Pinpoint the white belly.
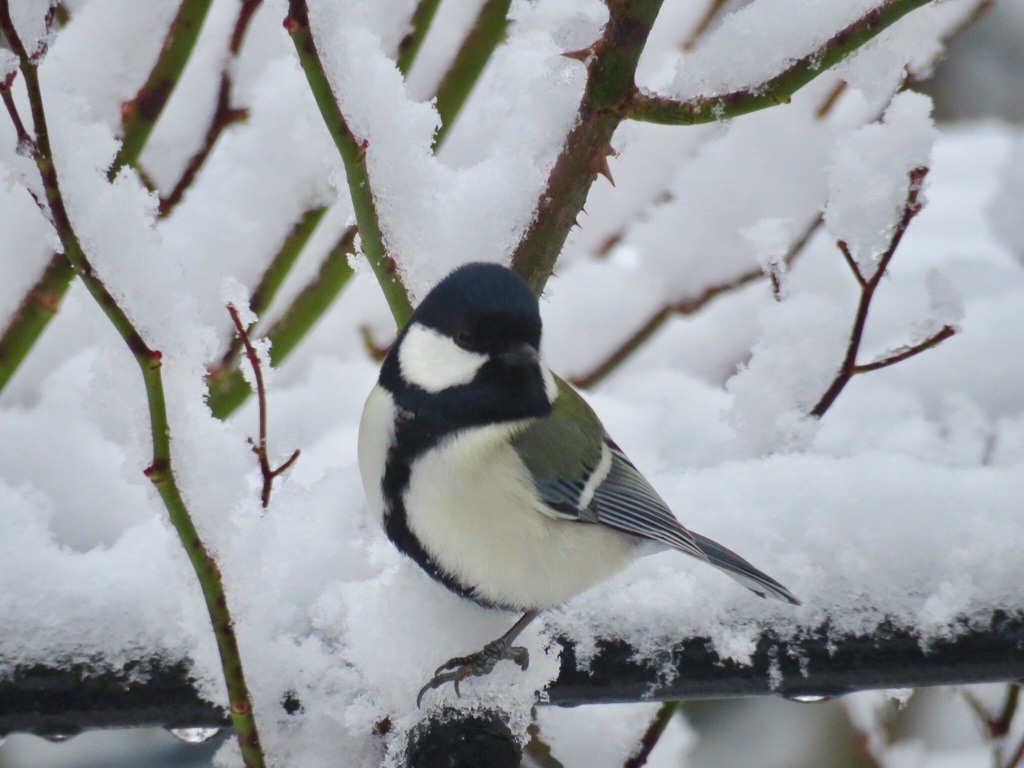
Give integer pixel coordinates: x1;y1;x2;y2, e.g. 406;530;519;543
403;421;639;610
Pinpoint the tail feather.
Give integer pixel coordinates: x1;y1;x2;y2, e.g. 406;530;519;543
691;532;801;606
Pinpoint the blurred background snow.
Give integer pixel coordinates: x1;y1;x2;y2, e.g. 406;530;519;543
1;0;1024;766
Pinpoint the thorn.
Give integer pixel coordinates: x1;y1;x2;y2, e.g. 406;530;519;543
593;152;615;187
561;45;594;63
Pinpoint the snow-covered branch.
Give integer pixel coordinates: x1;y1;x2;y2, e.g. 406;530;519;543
285;0;414;326
626;0;933;125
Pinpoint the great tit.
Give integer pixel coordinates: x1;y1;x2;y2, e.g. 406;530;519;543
357;262;799;704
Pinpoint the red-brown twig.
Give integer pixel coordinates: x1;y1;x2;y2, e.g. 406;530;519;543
811;167;955;418
359;325;392;362
571;215;822;389
1;79;35;154
1006;733;1024;768
227;303;300;508
624;701;680;768
964;684;1023;767
159;0;261;216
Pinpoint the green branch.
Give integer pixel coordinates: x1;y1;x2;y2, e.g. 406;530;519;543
627;0;933;125
0;253;74;394
0;6;266;766
285;0;414;328
1;0;220;395
432;0;511;148
109;0;215;178
396;0;442;76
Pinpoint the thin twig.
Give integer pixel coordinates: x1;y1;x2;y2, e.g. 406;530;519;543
571;215;822;389
522;715;567;768
431;0;511;149
837;239;867;285
109;0;216;179
996;685;1022;739
682;0;730;51
1005;733;1024;768
158;72;248;216
158;0;262;216
853;326;955;373
624;701;680;768
1;83;35;154
207;224;357;419
285;0;414;327
214;206;327;375
964;683;1021;767
226;304;300;508
810;168;952;419
0;5;266;765
359;324;392;361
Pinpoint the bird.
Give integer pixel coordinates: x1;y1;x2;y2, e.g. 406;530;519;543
357;262;799;705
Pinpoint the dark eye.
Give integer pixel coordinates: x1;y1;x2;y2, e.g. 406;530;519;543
454;329;474;348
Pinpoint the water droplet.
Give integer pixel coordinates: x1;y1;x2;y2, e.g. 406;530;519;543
168;727;222;744
42;733;76;743
785;693;831;703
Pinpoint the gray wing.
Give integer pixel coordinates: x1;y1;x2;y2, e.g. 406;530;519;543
534;438;800;606
533;437;707;561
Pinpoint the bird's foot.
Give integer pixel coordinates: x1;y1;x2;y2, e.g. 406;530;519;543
416;638;530;707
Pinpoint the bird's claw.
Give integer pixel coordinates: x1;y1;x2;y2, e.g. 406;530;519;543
416;641;530;707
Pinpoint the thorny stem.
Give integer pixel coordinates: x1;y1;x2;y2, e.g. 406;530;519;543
571;216;822;389
108;0;215;179
510;0;937;297
628;0;934;125
432;0;511;149
511;0;662;295
226;304;300;508
811;167;955;418
285;0;414;328
396;0;441;76
624;701;680;768
207;224;356;419
0;6;266;766
159;0;262;217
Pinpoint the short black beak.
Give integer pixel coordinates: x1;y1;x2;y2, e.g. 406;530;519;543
499;342;539;367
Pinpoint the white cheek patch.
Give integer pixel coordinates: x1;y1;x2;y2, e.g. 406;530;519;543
399;323;488;392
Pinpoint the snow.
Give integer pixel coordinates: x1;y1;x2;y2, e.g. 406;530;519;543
824;91;937;278
535;702;696;768
0;0;1019;766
